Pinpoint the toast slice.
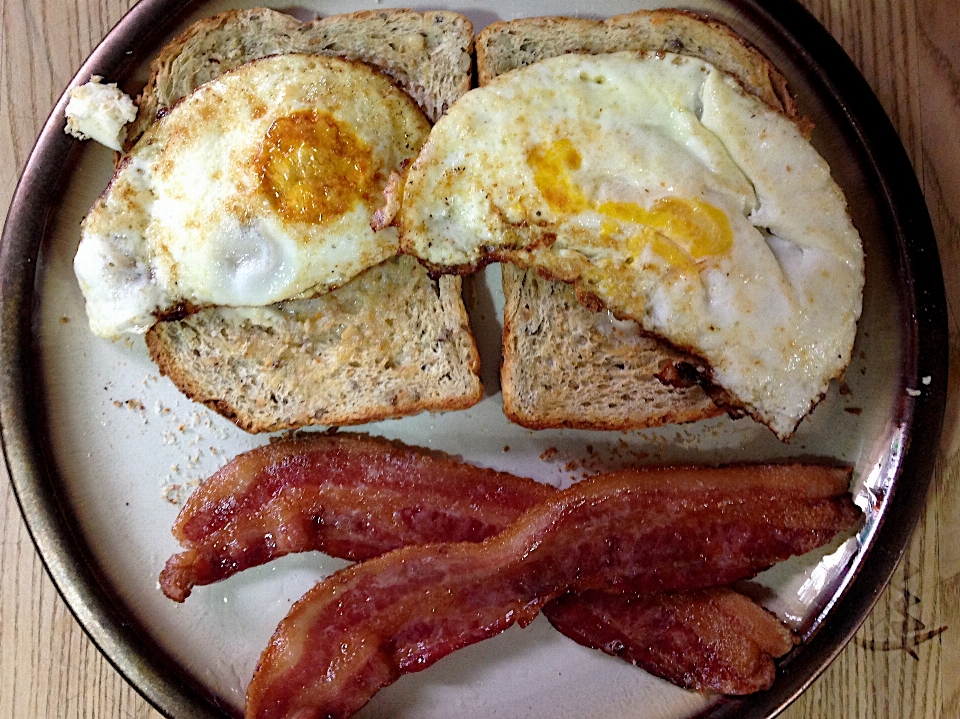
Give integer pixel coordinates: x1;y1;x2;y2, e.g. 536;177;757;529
128;7;473;144
147;256;481;434
480;10;799;431
501;265;721;431
141;8;481;433
476;10;797;115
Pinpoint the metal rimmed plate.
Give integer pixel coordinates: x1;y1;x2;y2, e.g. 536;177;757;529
0;1;947;718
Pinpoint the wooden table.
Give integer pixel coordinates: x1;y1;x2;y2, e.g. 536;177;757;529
1;1;957;717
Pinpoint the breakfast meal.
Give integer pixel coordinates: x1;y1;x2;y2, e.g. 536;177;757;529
160;432;861;698
61;4;870;717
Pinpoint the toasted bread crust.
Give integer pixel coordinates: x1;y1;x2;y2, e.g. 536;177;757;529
128;7;473;148
476;9;797;118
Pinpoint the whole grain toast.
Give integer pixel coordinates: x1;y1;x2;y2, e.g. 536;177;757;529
480;10;801;431
147;256;481;434
501;265;722;430
128;7;472;145
142;8;481;433
476;10;797;116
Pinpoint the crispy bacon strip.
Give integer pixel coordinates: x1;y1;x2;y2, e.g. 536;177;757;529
245;465;858;719
543;588;795;695
161;433;552;602
163;433;807;695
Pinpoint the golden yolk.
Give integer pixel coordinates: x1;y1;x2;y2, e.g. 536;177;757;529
257;110;374;224
598;197;732;258
527;138;590;213
599;218;620;239
528;139;733;273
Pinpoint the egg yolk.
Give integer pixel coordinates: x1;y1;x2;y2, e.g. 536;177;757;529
257;110;374;225
527;139;733;273
527;138;590;213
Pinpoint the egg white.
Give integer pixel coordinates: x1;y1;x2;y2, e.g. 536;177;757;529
75;53;431;337
399;52;864;439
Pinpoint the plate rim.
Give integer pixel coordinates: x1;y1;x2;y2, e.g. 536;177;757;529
0;1;947;718
697;5;949;717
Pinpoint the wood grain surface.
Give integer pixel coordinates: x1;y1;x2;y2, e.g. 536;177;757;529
1;1;957;717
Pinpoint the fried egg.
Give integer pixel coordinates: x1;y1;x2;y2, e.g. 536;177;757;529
399;52;864;439
75;54;431;337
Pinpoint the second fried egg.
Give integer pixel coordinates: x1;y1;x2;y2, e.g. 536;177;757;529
399;52;864;439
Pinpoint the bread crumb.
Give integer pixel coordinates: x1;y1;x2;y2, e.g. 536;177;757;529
64;76;136;151
162;484;181;504
922;376;932;385
540;447;558;461
161;476;203;506
906;388;921;397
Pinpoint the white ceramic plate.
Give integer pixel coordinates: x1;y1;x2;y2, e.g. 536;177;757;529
1;1;947;718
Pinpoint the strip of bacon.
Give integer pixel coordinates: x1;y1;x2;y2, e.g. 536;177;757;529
543;588;795;695
161;433;552;602
245;465;858;719
162;433;807;695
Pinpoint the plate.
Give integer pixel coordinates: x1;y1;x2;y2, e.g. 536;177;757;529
0;1;947;717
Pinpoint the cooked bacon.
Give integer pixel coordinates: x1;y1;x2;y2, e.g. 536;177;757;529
245;465;858;719
163;433;815;695
543;588;796;694
161;433;552;602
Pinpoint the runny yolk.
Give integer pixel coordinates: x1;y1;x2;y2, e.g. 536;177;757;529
527;139;734;273
257;110;374;224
